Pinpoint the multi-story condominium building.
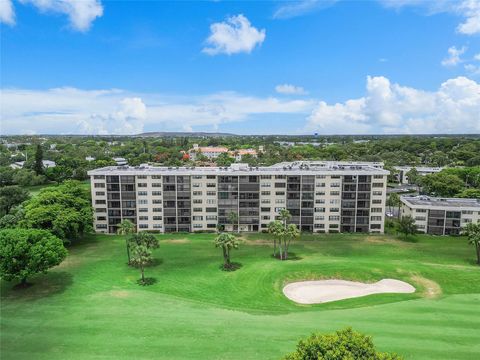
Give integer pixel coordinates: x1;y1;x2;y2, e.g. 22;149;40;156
187;144;260;161
88;161;389;234
400;195;480;235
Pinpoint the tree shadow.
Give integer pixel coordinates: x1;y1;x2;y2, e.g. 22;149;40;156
137;277;157;286
271;252;303;261
219;262;242;272
1;271;73;301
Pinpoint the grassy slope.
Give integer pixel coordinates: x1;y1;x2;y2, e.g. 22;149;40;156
1;233;479;359
25;181;90;197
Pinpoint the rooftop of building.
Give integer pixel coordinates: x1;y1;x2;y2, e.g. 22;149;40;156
88;161;389;176
394;166;444;172
401;195;480;209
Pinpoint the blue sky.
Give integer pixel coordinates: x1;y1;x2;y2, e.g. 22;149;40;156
1;0;479;135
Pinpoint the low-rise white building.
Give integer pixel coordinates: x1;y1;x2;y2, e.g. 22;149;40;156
10;160;56;169
401;195;480;235
395;166;443;184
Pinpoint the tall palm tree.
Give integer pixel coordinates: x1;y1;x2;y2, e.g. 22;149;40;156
228;211;239;233
462;223;480;265
279;208;291;227
214;232;239;269
284;223;300;260
117;219;136;263
268;220;283;258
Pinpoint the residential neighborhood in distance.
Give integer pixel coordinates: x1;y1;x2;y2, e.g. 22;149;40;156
1;1;479;360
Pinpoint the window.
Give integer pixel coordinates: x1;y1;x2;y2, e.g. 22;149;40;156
153;216;162;220
314;224;325;228
97;216;106;221
192;175;202;179
315;207;326;213
371;216;382;221
275;199;285;204
95;208;106;213
139;216;148;221
207;191;216;196
137;175;147;179
138;191;147;196
372;191;382;196
152;183;162;187
275;175;286;179
275;183;286;188
371;224;381;229
153;199;162;204
193;191;202;196
261;183;271;188
373;175;384;179
330;207;339;212
95;191;105;196
193;224;203;229
153;224;162;229
316;183;326;188
96;224;107;229
138;199;148;205
261;207;271;212
372;199;382;204
137;183;147;188
95;200;106;205
139;208;148;213
152;191;162;196
416;209;427;213
315;215;325;220
372;182;383;188
192;216;203;221
462;210;473;215
152;175;161;179
261;191;271;196
94;175;105;179
206;215;217;221
330;191;340;196
316;175;326;179
206;207;217;212
371;208;382;213
94;183;105;188
207;199;216;204
275;191;285;196
331;182;340;188
260;175;272;179
139;224;148;229
193;199;203;204
329;215;340;221
153;208;162;212
415;216;426;221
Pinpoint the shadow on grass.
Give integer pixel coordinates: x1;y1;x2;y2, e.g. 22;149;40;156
137;277;157;286
271;252;303;261
219;262;242;272
1;271;73;301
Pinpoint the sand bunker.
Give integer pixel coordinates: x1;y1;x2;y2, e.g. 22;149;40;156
283;279;415;304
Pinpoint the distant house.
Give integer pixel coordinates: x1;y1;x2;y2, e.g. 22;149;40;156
10;160;56;169
188;144;229;161
113;157;128;166
85;156;96;162
188;144;261;161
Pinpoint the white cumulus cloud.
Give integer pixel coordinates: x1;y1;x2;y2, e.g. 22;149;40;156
0;0;15;25
275;84;308;95
441;46;467;66
203;14;266;55
273;0;338;19
1;0;103;31
306;76;480;134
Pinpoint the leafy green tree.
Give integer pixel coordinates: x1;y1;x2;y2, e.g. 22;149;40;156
214;232;239;270
0;228;67;287
45;166;73;184
0;185;30;215
284;327;402;360
22;180;92;243
462;223;480;265
34;144;44;175
117;219;136;263
398;215;417;240
456;188;480;199
405;167;419;185
215;153;234;166
387;193;401;219
129;243;152;285
420;172;464;197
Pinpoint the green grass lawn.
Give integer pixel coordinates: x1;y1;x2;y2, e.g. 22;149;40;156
25;180;90;197
1;232;480;359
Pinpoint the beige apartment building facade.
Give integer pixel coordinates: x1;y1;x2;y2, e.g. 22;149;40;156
401;195;480;235
88;161;389;234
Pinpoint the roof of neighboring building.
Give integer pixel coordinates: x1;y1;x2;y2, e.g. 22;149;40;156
401;195;480;209
88;161;389;176
190;147;228;153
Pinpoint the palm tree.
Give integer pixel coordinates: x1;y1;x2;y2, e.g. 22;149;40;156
117;219;136;263
228;211;239;233
462;223;480;265
268;220;284;258
284;223;300;260
214;232;239;269
279;208;291;227
130;244;152;285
